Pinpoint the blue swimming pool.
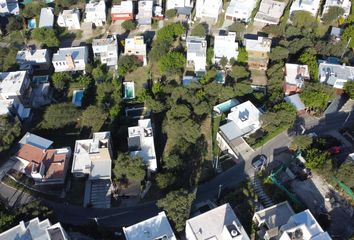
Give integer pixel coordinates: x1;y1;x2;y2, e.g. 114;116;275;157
72;90;84;107
28;19;36;29
215;71;225;84
214;99;239;114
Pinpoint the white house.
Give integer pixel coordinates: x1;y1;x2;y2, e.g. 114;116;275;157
195;0;223;24
0;218;69;240
52;46;88;73
185;203;250;240
137;0;153;26
123;212;177;240
318;59;354;89
322;0;351;19
84;0;106;27
0;0;19;16
284;63;310;95
72;132;112;208
225;0;257;22
279;210;331;240
254;0;287;25
57;9;81;30
16;48;51;72
12;133;71;186
39;7;54;28
186;36;207;73
166;0;192;10
213;32;238;65
128;119;157;172
92;35;119;68
217;101;261;159
111;0;134;21
0;71;31;119
290;0;321;17
124;36;147;66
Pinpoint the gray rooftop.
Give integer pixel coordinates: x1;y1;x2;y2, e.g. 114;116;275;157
39;7;54;28
52;46;87;62
187;37;207;57
284;94;306;111
19;132;53;149
318;60;354;86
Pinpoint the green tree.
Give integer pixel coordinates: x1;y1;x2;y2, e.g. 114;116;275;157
344;81;354;99
156;23;185;44
230;64;250;81
206;47;214;66
0;115;21;152
322;6;345;24
304;148;330;169
157;189;195;232
290;10;317;28
31;28;60;48
41;103;81;129
156;172;176;189
149;40;170;62
76;75;92;88
261;103;296;133
342;25;354;49
81;105;108;132
291;135;313;151
21;2;43;18
121;20;136;31
191;23;206;37
165;9;177;19
55;0;78;8
269;46;289;61
113;154;145;182
164;154;183;170
6;16;23;32
92;65;105;82
228;22;245;37
51;72;71;90
158;52;186;75
96;79;122;118
237;47;248;63
118;55;143;76
219;56;228;69
0;48;17;71
299;52;318;81
300;83;335;113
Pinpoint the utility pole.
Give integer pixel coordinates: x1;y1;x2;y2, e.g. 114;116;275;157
217;184;222;199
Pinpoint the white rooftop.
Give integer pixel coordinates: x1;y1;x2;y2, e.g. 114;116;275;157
0;71;27;95
285;63;310;85
244;36;271;53
39;7;54;28
226;0;257;18
111;0;133;14
213;32;238;61
128;119;157;172
123;212;177;240
186;203;250;240
254;0;287;24
16;49;48;63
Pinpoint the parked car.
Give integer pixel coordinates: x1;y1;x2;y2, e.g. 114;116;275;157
328;146;342;155
251;154;267;170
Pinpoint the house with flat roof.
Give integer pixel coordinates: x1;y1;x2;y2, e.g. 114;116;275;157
137;0;153;26
167;0;192;11
123;212;177;240
128;119;157;172
52;46;88;73
0;0;19;15
84;0;106;27
225;0;257;22
279;209;331;240
0;217;69;240
72;132;112;208
322;0;351;19
290;0;321;17
186;203;250;240
124;36;147;66
254;0;287;25
92;35;119;68
217;101;261;159
253;202;295;240
0;71;31;119
195;0;223;24
284;63;310;95
57;9;81;30
244;35;271;70
187;36;207;73
16;48;51;72
12;132;71;186
39;7;54;28
111;0;133;21
318;59;354;89
213;32;238;66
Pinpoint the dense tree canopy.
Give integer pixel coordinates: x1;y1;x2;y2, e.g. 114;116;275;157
0;48;17;71
118;55;143;76
304;148;330;169
344;81;354;99
300;83;335;113
158;52;186;75
322;6;345;24
6;16;23;32
291;135;313;151
299;52;318;81
96;79;122;119
191;23;206;37
0;115;21;152
290;10;317;28
269;46;289;61
121;20;136;31
41;103;81;129
157;189;195;232
230;64;250;81
51;72;72;90
342;25;354;49
31;28;60;48
81;105;108;132
21;2;43;18
165;9;177;19
113;154;146;183
156;23;185;44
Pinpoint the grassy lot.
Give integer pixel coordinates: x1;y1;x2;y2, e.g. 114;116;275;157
249;125;288;149
201;115;213;161
65;177;86;206
124;66;150;97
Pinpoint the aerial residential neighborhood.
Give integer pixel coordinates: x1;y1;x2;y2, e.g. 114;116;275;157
0;0;354;239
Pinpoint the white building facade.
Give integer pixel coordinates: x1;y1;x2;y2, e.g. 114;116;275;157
92;36;119;68
124;36;147;66
195;0;223;23
57;9;81;30
290;0;321;17
213;32;239;65
225;0;257;22
186;36;207;73
84;0;106;27
16;48;51;72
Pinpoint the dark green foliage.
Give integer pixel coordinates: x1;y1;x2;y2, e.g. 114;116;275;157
121;20;136;31
149;40;170;62
300;83;335;113
290;10;317;28
31;28;60;48
291;135;313;151
81;105;108;132
342;25;354;49
157;189;195;232
156;23;185;44
261;102;297;133
228;22;245;38
322;6;345;24
344;81;354;99
118;55;143;76
51;72;72;90
158;52;186;75
0;48;17;71
55;0;79;8
191;23;206;37
230;64;250;81
165;9;177;19
269;46;289;61
113;154;146;182
41;103;81;129
96;79;122;118
304;148;330;169
6;16;23;32
299;52;318;81
21;1;43;18
0;115;21;152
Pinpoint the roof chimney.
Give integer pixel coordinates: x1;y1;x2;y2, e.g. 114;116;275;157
65;54;75;69
19;221;26;232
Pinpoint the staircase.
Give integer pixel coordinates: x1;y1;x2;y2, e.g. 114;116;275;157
250;174;273;208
